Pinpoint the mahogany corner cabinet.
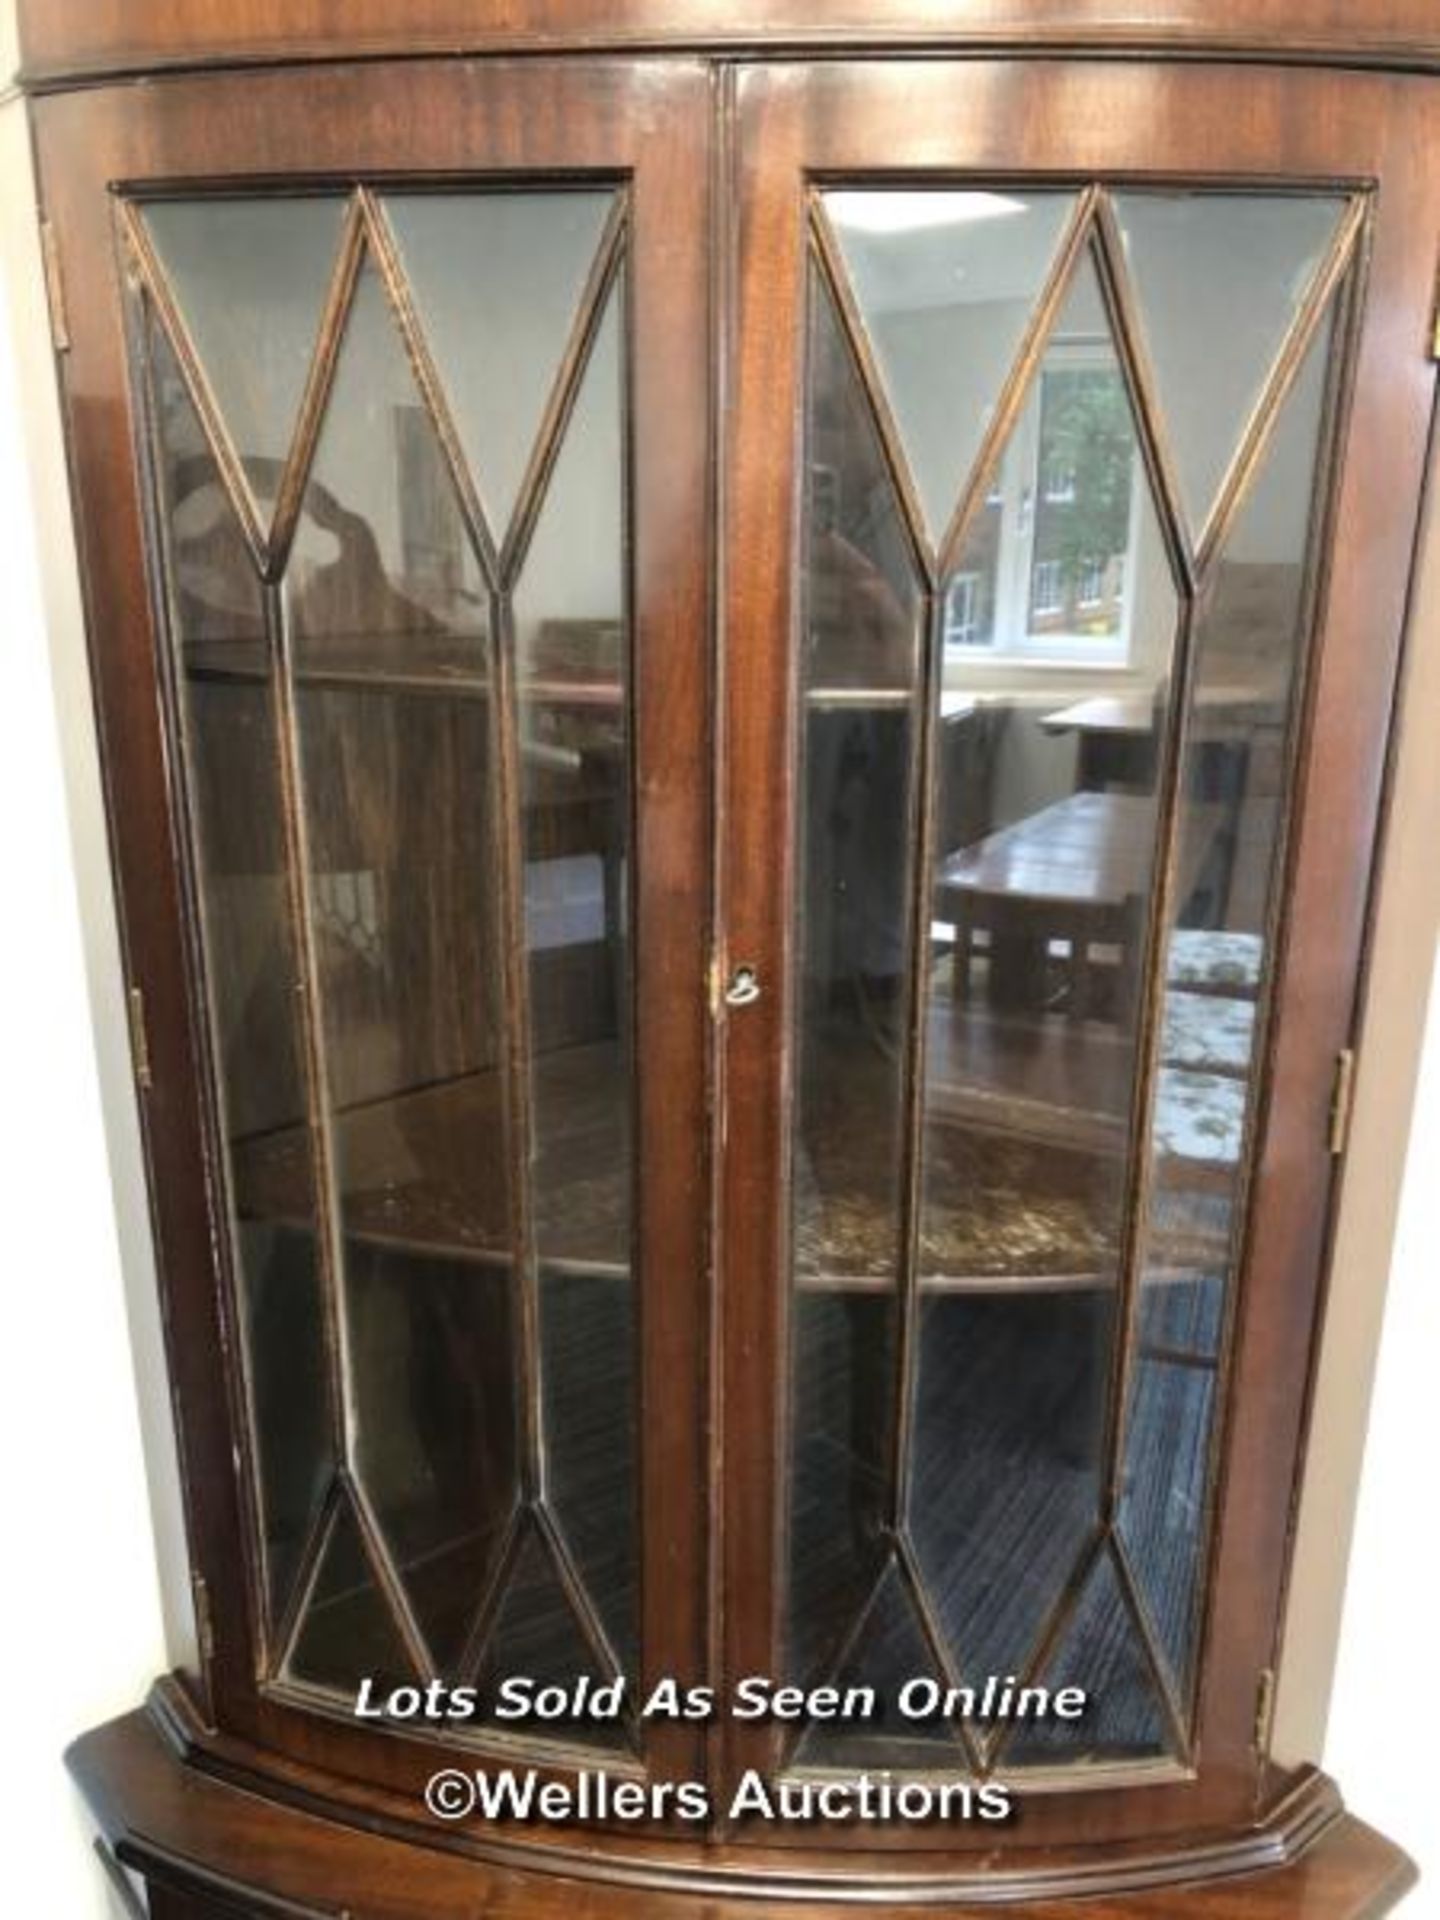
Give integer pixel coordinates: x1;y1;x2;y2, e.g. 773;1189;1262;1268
25;3;1438;1915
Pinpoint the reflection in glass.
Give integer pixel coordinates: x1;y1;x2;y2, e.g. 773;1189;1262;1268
540;1269;639;1680
785;272;924;1692
383;191;615;542
344;1246;517;1671
512;283;638;1676
1003;1548;1168;1767
1119;308;1339;1700
794;1562;961;1771
909;1292;1110;1688
474;1526;628;1753
1113;192;1343;537
825;190;1076;546
142;197;346;493
940;255;1156;673
912;252;1178;1700
143;191;639;1712
148;316;334;1636
288;1498;414;1694
787;184;1349;1775
277;255;519;1666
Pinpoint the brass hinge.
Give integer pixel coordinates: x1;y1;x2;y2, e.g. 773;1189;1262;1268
1328;1045;1357;1157
39;219;70;354
191;1571;216;1665
127;984;153;1091
1253;1666;1277;1756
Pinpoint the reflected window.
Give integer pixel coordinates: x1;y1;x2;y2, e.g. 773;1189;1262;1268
943;572;982;648
947;350;1139;668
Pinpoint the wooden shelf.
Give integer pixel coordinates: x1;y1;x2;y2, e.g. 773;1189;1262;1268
234;1020;1231;1292
183;637;624;706
232;1042;629;1273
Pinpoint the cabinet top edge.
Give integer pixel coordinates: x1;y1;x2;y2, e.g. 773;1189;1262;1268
14;5;1440;94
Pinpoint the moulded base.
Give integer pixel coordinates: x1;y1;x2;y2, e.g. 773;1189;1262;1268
66;1693;1417;1920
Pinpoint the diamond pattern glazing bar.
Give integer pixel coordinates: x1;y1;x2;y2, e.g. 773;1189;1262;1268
1111;192;1346;548
787;181;1353;1775
824;190;1077;555
134;186;639;1731
140;196;350;547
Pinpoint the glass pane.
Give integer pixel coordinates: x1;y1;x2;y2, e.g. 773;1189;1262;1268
1119;305;1340;1700
288;260;491;678
1026;356;1136;655
474;1527;629;1753
917;256;1179;1618
512;281;638;1678
940;255;1161;673
281;251;516;1671
909;1291;1109;1685
786;225;1189;1770
147;315;334;1639
824;189;1076;546
786;184;1350;1776
793;1562;962;1772
238;1226;333;1634
288;1498;414;1693
143;192;640;1722
344;1246;518;1671
540;1267;639;1681
142;197;346;499
383;190;614;541
1003;1549;1168;1768
785;269;925;1693
1113;192;1344;537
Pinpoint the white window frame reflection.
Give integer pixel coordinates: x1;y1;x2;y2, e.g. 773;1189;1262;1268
943;571;983;648
945;340;1141;672
1030;557;1065;618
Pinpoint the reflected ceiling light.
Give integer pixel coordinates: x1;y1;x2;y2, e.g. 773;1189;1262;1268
827;191;1028;234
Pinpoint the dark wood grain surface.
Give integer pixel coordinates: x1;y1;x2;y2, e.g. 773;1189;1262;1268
71;1708;1417;1919
32;51;714;1800
16;0;1440;87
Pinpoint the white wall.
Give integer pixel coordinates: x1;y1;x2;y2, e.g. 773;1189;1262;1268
1;50;1436;1914
1328;949;1440;1904
0;60;172;1920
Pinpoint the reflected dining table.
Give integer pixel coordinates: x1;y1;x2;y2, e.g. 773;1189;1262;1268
935;790;1222;1018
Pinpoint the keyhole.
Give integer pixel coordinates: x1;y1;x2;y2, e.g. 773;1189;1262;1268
724;965;761;1008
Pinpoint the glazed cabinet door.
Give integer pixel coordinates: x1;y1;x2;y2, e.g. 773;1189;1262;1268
34;60;710;1793
718;59;1440;1851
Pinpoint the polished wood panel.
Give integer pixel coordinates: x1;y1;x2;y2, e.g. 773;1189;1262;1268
16;0;1440;87
70;1708;1418;1918
720;54;1440;1853
32;52;713;1800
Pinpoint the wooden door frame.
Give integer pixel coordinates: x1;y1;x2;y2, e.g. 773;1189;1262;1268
31;52;714;1809
717;54;1440;1856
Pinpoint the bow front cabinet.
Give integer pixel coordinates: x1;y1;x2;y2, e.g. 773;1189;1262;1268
22;4;1437;1914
